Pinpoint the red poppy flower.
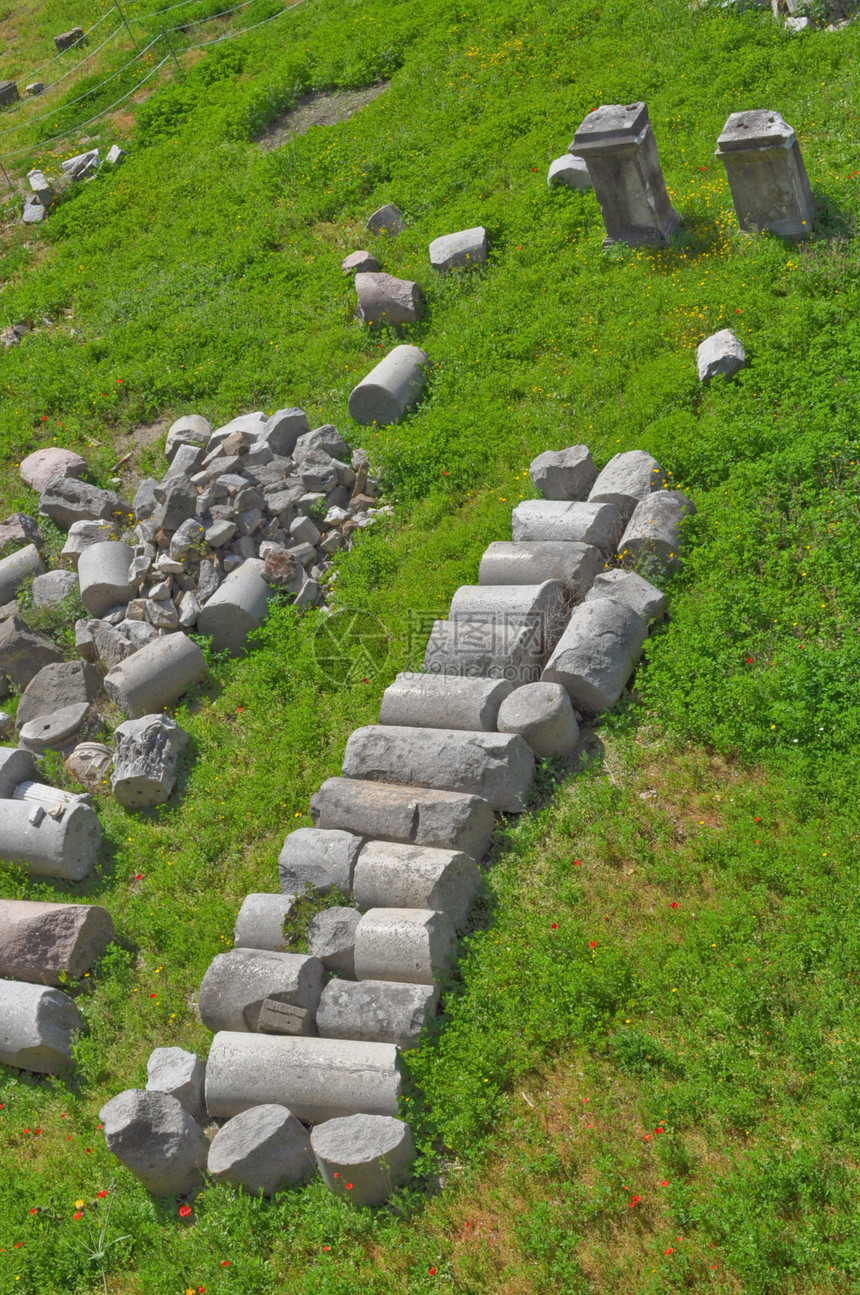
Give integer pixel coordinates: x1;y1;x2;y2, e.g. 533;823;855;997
551;923;558;930
345;1182;353;1190
429;1268;437;1276
149;993;157;999
97;1190;108;1198
573;859;581;866
746;656;753;664
323;1245;330;1251
589;941;597;948
179;1205;192;1217
221;1261;230;1266
670;901;678;909
73;1211;83;1220
665;1247;674;1255
629;1195;641;1207
29;1208;37;1215
661;1180;668;1187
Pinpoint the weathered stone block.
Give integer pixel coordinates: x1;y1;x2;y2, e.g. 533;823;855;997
716;109;814;238
99;1090;207;1197
511;499;624;552
379;672;512;732
277;827;363;895
208;1104;315;1195
197;948;324;1033
542;597;648;713
310;778;495;859
0;899;114;985
348;345;428;426
497;681;579;759
311;1113;415;1206
316;979;437;1051
354;908;458;986
529;446;597;500
0;979;83;1072
353;840;481;928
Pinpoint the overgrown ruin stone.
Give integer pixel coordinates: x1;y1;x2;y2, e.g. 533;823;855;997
103;633;208;717
366;203;405;235
204;1032;402;1122
478;540;602;599
0;616;64;689
305;906;362;976
208;1104;315;1195
310;1114;415;1206
0;979;83;1073
583;568;667;622
0;899;114;985
353;908;458;986
316;979;437;1050
233;893;300;951
716;109;814;238
197;949;325;1033
99;1090;208;1197
569;102;680;247
277;827;364;895
378;672;512;732
145;1047;206;1124
355;271;423;326
353;841;481;928
0;796;101;880
16;661;101;730
511;500;623;552
111;713;189;809
310;778;495;858
588;450;665;524
429;226;488;272
697;328;747;382
0;543;44;605
542;596;648;713
496;681;579;759
528;446;597;500
348;345;428;426
618;490;696;577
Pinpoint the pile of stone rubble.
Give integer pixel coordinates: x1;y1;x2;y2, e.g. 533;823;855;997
23;146;126;225
0;406;391;829
87;444;694;1205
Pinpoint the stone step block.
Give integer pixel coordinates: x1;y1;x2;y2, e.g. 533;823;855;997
588;449;665;523
278;827;363;895
353;840;481;928
0;979;84;1072
204;1032;402;1122
618;491;695;577
353;908;457;986
542;596;648;713
0;899;114;985
342;724;534;813
208;1104;315;1196
478;541;603;600
234;893;301;950
512;500;624;552
311;1113;415;1205
310;777;495;859
528;446;597;500
583;568;667;622
497;681;579;759
316;978;438;1050
379;672;512;732
99;1090;208;1197
197;948;325;1034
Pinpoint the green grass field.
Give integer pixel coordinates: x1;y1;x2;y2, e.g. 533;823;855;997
2;0;860;1289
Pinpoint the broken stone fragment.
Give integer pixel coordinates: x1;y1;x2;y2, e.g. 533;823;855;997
111;713;189;810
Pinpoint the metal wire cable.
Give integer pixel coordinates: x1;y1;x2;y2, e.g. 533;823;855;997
0;35;162;139
0;55;170;161
0;0;303;162
8;5;119;83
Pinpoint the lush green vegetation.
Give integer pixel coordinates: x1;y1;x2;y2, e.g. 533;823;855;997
1;0;860;1289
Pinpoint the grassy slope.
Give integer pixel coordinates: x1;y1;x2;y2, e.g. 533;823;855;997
1;0;860;1290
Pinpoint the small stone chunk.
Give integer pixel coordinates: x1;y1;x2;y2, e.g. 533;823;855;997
106;144;127;164
529;446;597;500
26;82;44;96
429;226;488;272
19;447;87;494
311;1113;415;1206
0;979;84;1073
165;415;212;460
31;569;77;607
61;519;116;566
146;1047;206;1124
306;907;362;976
0;513;43;551
355;271;423;326
40;477;130;528
496;682;579;759
366;203;406;235
62;148;99;180
77;540;135;617
697;329;747;382
547;154;592;189
342;250;380;274
53;26;84;52
196;557;275;656
0;80;19;107
208;1104;315;1195
65;741;113;792
99;1090;208;1197
257;1000;312;1035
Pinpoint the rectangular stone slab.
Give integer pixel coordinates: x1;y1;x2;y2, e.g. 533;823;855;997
478;541;603;599
511;500;623;553
378;672;512;732
310;777;495;859
204;1032;402;1121
0;899;114;985
342;725;535;813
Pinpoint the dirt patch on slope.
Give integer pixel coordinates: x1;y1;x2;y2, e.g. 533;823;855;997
257;81;389;151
